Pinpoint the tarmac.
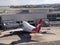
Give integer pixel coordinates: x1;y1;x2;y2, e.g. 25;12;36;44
0;27;60;45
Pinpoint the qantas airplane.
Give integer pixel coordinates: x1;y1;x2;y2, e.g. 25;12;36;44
0;18;47;36
23;18;42;33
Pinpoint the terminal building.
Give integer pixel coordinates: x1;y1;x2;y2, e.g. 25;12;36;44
0;7;60;26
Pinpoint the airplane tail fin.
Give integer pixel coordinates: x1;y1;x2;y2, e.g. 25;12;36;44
32;18;42;32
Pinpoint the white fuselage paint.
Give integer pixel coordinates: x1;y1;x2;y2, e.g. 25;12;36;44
23;21;35;32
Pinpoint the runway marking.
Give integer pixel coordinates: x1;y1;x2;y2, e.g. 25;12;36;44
19;42;39;45
30;33;43;36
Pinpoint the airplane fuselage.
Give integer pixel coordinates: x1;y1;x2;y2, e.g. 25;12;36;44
23;21;35;32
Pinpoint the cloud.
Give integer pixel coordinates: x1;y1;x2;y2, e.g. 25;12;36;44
0;0;60;6
29;0;60;4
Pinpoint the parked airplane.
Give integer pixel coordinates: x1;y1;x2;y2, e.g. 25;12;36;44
23;18;42;33
0;18;47;36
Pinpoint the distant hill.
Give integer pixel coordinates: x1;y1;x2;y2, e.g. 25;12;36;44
0;4;60;8
0;6;9;9
10;4;60;8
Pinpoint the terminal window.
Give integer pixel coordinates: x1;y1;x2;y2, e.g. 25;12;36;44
47;14;60;21
20;10;29;13
57;14;60;17
49;8;60;12
47;14;56;21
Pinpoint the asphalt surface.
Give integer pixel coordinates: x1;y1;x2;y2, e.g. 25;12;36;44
0;27;60;45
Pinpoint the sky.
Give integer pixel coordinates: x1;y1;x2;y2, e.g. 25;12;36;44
0;0;60;6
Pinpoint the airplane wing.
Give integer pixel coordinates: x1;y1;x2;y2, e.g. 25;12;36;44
2;28;23;33
0;28;24;37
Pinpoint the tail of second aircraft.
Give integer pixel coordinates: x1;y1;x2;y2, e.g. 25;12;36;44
32;18;42;32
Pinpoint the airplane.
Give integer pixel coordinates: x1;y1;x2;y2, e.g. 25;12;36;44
0;18;47;37
22;18;42;33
